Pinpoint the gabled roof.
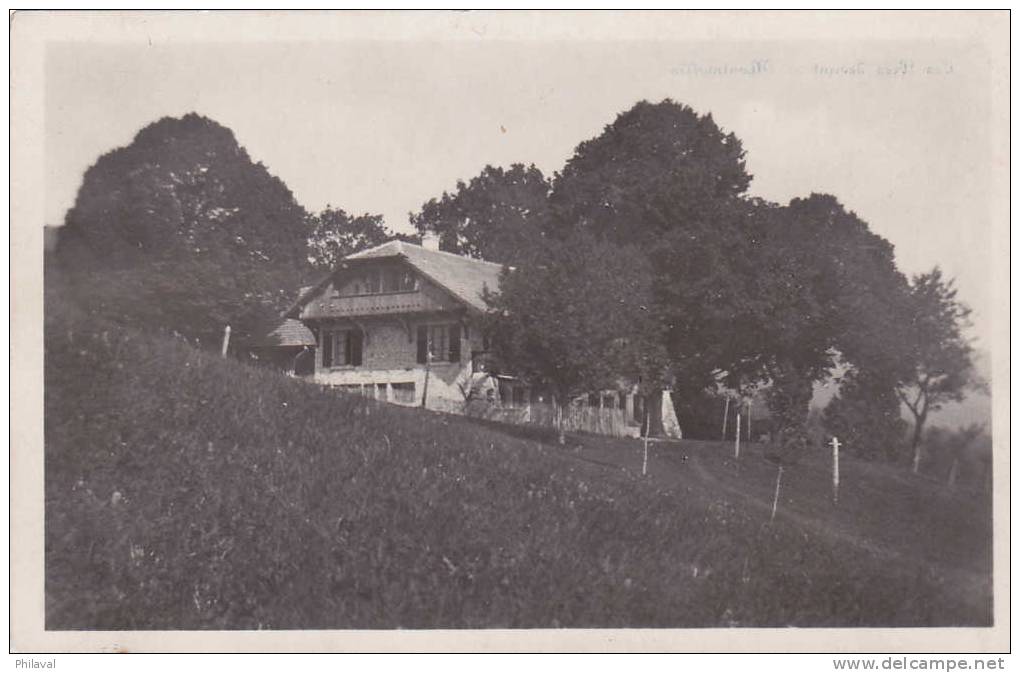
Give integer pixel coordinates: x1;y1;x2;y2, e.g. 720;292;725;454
254;318;316;347
286;240;506;317
349;240;505;311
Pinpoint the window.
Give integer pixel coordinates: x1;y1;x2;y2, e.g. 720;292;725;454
416;324;461;363
512;386;527;407
321;328;363;367
383;268;416;293
391;382;415;405
342;267;417;296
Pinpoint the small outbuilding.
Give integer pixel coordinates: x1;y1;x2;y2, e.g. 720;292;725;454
251;318;317;376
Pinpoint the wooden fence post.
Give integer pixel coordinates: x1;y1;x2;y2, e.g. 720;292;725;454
734;413;741;459
747;400;752;441
770;465;784;522
831;436;841;505
421;349;431;409
642;410;650;477
721;397;730;440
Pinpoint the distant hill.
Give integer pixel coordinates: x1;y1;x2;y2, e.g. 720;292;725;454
924;348;992;431
807;349;992;433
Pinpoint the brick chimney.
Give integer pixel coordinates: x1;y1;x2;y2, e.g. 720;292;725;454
422;232;441;251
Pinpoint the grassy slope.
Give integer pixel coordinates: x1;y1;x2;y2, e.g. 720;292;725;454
45;300;993;629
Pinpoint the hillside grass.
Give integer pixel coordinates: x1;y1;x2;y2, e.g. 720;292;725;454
45;298;993;629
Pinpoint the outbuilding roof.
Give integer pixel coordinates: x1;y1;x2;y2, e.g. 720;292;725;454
254;318;317;347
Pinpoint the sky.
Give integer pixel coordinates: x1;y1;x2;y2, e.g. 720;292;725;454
43;18;1002;346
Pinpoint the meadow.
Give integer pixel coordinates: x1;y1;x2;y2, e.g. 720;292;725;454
45;297;993;629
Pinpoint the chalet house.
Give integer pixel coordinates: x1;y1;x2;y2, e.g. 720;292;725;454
266;239;672;438
280;240;504;412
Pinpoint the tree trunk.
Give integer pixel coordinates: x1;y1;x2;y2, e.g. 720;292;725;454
910;413;926;474
421;354;431;409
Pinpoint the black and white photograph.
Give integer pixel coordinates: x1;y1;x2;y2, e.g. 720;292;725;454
10;9;1010;654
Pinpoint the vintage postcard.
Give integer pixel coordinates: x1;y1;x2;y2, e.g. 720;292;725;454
10;9;1010;654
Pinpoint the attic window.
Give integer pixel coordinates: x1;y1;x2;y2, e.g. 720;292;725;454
384;268;416;292
342;268;418;296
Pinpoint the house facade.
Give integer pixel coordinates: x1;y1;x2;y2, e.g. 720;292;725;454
283;240;504;412
271;239;667;437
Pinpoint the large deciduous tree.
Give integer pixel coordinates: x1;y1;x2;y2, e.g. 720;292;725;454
483;232;664;443
548;99;757;408
410;164;551;264
899;268;978;473
55;113;313;347
747;194;911;460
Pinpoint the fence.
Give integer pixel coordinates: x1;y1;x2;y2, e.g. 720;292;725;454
465;400;640;438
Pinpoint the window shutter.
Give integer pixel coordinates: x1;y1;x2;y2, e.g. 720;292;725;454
449;324;461;362
343;330;353;365
322;329;333;368
417;325;428;364
351;330;363;367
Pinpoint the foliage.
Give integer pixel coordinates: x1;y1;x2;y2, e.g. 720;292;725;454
54;113;314;347
45;292;991;628
919;424;992;488
548;100;757;404
534;100;917;458
306;207;392;270
410;164;551;264
761;364;815;464
550;99;751;246
747;195;912;458
483;232;665;438
823;369;908;461
898;268;978;472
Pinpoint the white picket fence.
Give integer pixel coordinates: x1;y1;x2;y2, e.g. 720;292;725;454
465;400;640;438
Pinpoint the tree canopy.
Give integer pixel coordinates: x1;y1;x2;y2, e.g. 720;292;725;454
549;99;751;246
483;232;664;440
548;100;757;405
55;113;314;347
898;268;978;472
739;194;913;458
307;207;391;270
410;163;551;264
